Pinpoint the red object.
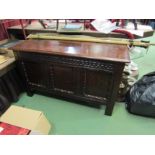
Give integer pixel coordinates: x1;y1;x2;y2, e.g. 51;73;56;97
84;19;96;30
113;29;135;39
109;19;135;39
0;19;29;41
90;19;135;39
0;122;30;135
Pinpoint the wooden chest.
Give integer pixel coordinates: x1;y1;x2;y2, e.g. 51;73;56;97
10;40;130;115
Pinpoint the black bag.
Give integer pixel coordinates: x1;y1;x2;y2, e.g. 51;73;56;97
125;71;155;117
0;95;10;115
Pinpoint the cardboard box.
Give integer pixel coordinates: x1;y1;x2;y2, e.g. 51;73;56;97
0;105;51;135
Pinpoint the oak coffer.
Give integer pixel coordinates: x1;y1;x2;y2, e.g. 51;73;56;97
10;39;130;116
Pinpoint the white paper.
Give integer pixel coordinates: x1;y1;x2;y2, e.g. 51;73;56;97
119;28;144;37
125;22;153;31
91;19;118;34
121;22;153;37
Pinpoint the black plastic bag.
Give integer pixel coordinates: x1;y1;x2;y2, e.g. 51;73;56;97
125;71;155;117
0;95;10;115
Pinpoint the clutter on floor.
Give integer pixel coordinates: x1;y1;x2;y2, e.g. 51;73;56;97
126;71;155;117
0;67;24;114
0;105;51;135
118;63;138;101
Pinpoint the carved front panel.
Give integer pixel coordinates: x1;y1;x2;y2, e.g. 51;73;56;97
22;61;51;89
19;52;115;72
82;69;113;102
51;65;76;94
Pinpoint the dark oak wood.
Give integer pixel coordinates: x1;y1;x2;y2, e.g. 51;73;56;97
11;40;129;63
11;40;130;116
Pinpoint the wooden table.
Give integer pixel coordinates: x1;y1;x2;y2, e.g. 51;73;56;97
10;40;130;116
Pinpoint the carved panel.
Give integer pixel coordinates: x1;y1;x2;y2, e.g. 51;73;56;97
22;61;51;89
19;52;115;73
82;69;113;101
51;65;76;94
